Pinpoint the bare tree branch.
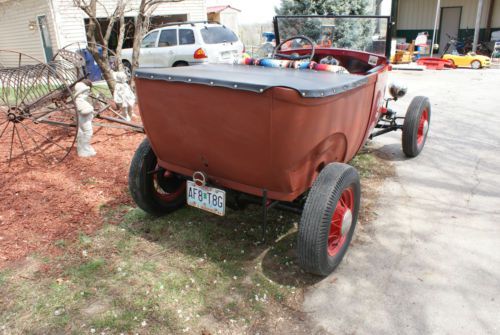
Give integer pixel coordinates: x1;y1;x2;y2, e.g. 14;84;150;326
115;0;126;70
74;0;119;92
129;0;184;88
75;0;184;90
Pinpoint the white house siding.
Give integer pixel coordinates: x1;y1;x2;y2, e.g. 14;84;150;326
139;0;207;21
50;0;88;49
50;0;207;49
397;0;499;30
93;0;207;21
219;8;239;34
0;0;58;65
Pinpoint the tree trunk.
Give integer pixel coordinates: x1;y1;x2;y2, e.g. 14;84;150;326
86;39;116;93
78;0;117;93
128;0;183;88
115;3;126;71
130;10;146;89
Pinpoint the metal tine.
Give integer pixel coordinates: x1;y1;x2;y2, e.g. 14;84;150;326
7;119;15;165
16;119;51;163
3;69;18;107
17;65;41;107
0;119;10;139
14;123;31;165
0;69;7;107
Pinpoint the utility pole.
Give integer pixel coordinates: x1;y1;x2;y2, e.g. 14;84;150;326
375;0;382;34
485;0;496;41
473;0;485;52
390;0;399;39
431;0;441;57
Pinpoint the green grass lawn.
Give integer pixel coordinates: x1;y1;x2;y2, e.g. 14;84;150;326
0;82;111;106
91;84;112;99
0;149;392;334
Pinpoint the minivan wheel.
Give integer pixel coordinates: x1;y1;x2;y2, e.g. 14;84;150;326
122;61;132;79
173;61;189;67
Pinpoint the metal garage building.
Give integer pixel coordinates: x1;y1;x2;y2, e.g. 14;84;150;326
393;0;500;50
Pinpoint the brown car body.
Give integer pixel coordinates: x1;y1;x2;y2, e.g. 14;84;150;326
135;49;389;202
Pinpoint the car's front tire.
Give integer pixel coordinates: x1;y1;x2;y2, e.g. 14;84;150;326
471;60;482;69
402;96;431;157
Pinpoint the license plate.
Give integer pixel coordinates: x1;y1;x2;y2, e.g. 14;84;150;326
221;50;237;59
186;181;226;216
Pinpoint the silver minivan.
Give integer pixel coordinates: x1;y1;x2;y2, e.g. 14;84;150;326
121;21;244;69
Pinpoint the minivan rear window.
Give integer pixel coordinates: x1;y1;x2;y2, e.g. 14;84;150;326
201;26;238;44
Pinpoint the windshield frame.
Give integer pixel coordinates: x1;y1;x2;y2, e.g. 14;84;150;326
273;15;392;59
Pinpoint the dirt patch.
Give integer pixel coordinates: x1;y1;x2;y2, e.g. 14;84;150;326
0;116;394;334
0;122;144;268
81;299;112;317
0;128;393;271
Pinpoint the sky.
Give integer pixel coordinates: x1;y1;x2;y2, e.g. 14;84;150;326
207;0;283;24
206;0;392;24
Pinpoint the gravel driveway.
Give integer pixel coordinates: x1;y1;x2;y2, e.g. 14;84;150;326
304;69;500;335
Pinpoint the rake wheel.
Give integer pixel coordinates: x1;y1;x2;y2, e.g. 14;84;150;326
0;50;78;166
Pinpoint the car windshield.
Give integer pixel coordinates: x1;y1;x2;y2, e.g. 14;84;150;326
201;26;238;44
275;16;390;56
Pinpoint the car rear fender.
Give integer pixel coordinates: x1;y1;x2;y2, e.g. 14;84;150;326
121;49;133;63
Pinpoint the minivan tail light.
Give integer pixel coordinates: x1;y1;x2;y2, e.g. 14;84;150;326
194;48;207;59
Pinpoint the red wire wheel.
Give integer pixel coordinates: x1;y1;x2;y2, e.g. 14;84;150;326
152;168;186;203
298;163;361;276
129;139;186;215
417;109;429;146
402;96;431;158
327;188;354;257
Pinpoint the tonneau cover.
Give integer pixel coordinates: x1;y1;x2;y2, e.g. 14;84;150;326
135;63;369;98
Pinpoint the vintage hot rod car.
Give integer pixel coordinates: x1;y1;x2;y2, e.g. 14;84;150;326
128;15;431;276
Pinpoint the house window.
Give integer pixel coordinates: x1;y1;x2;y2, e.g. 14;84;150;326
149;14;188;30
83;17;136;50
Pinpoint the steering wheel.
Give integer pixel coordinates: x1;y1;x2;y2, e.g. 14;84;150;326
272;35;316;62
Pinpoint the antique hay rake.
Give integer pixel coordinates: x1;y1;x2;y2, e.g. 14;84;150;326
0;47;142;166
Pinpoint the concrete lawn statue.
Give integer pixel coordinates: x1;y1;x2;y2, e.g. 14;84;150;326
113;71;136;122
74;81;96;157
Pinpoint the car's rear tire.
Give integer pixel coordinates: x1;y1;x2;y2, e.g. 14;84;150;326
297;163;361;276
128;138;186;215
402;96;431;158
471;60;481;69
173;61;189;67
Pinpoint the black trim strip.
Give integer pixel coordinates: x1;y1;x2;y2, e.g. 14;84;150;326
135;65;369;99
